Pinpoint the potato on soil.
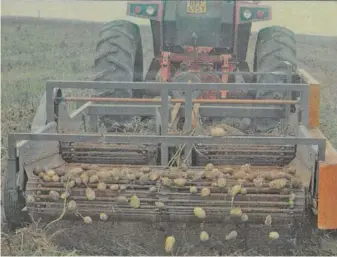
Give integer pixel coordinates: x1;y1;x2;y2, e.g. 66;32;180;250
226;230;238;240
26;194;35;203
174;178;186;187
244;172;258;181
155;201;165;209
160;177;171;187
200;187;211;197
86;169;97;177
83;216;92;224
237;179;246;185
210;127;225;137
130;195;140;208
75;177;82;186
223;167;234;174
67;200;77;212
259;172;273;180
200;231;210;242
234;170;246;180
205;163;214;171
49;191;60;201
140;166;152;174
56;169;66;177
190;186;198;194
85;187;96;201
97;170;111;181
194;207;206;219
269;231;279;240
165;236;175;253
135;172;144;179
33;166;43;176
287;166;296;175
100;213;108;221
39;172;45;179
168;168;182;179
269;179;288;189
68;180;75;188
116;196;128;204
230;185;242;197
110;184;119;191
230;207;242;217
46;169;56;177
264;214;272;226
80;173;89;185
138;174;149;185
51;175;60;182
97;182;106;191
89;174;99;184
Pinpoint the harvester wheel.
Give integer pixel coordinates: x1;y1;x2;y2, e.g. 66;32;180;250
93;20;143;128
253;26;297;132
3;169;29;231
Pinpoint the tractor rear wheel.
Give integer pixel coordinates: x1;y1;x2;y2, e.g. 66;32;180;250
93;20;143;129
253;26;297;132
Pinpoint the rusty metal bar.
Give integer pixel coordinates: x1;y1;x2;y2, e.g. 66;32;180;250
61;96;297;105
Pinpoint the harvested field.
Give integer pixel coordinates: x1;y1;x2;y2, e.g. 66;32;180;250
1;15;337;256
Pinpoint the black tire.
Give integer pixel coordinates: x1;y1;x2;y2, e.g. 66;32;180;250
93;20;144;128
3;170;28;231
254;26;297;87
253;26;297;132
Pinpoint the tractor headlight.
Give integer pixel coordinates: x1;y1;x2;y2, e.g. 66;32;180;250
243;9;253;19
146;6;155;15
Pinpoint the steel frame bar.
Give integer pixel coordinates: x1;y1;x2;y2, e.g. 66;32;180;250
7;132;326;161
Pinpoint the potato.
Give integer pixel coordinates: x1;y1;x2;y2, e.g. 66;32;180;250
135;172;144;179
110;184;119;191
225;230;238;240
289;192;296;201
39;172;45;179
180;163;188;172
240;187;247;195
269;231;279;240
85;187;96;201
205;163;214;171
244;172;258;181
253;177;264;188
67;200;77;211
97;170;111;180
189;186;198;194
200;231;209;242
264;214;272;226
69;167;83;177
200;187;211;197
83;216;92;224
216;178;226;188
234;171;246;180
26;194;35;203
46;169;56;177
49;191;60;201
194;207;206;219
149;186;157;193
97;182;106;191
155;201;165;209
100;213;108;221
241;214;248;222
165;236;175;253
61;191;70;200
223;167;234;174
139;174;149;185
81;173;89;185
259;172;273;180
89;175;99;184
33;166;43;176
230;185;242;197
149;172;160;181
174;178;186;187
43;174;52;182
210;127;225;137
51;175;60;182
116;196;128;204
230;208;242;217
130;195;140;208
161;177;172;187
269;179;287;189
140;166;152;174
90;164;99;170
56;169;66;177
287;166;296;175
81;164;91;171
86;169;97;177
119;185;127;191
75;177;82;186
68;180;75;188
109;168;120;177
168;168;182;179
237;179;246;185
